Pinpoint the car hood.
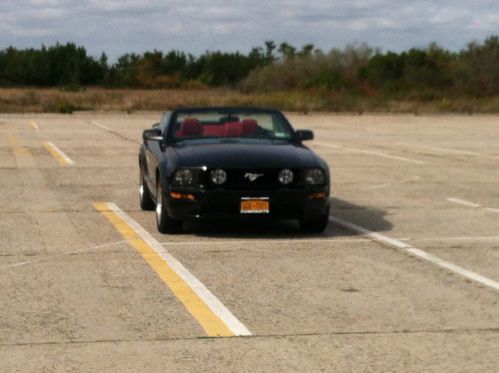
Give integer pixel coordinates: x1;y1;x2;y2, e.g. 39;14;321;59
172;141;319;169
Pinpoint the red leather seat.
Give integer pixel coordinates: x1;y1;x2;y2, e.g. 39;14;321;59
241;119;258;136
178;118;202;137
224;121;241;137
203;124;225;137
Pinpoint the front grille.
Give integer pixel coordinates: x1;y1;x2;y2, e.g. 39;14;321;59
230;169;279;189
203;168;300;190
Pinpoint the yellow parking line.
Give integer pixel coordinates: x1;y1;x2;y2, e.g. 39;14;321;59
29;121;39;131
43;142;75;166
94;202;250;337
8;133;31;156
7;133;36;167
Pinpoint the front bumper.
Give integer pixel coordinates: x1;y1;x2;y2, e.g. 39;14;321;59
165;187;329;221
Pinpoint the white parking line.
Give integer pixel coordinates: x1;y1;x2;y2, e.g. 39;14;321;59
363;176;421;190
315;142;425;165
91;120;113;132
329;216;499;292
398;142;499;160
447;198;499;214
398;142;481;156
91;120;140;144
416;236;499;242
160;238;374;247
160;236;499;246
1;240;128;271
95;202;251;337
446;198;481;208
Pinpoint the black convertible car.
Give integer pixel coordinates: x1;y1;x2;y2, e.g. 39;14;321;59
139;107;330;234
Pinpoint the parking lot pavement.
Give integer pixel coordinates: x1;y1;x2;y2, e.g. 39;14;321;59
1;112;499;371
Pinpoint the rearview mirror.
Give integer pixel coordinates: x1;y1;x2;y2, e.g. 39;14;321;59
296;129;314;141
143;128;163;141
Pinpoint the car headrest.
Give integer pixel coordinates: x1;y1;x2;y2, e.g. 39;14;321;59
179;118;202;136
241;119;258;136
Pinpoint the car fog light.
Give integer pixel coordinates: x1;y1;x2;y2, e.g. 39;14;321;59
210;169;227;185
278;169;294;185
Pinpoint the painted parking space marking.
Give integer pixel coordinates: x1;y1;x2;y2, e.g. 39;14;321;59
159;235;499;247
398;142;481;156
1;240;128;271
398;142;499;160
329;216;499;292
447;197;499;214
160;237;381;247
91;120;139;144
29;121;39;131
43;142;75;166
447;197;481;208
362;176;421;190
315;142;426;164
7;132;36;167
30;121;39;131
415;236;499;242
91;120;113;132
8;133;31;156
94;202;251;337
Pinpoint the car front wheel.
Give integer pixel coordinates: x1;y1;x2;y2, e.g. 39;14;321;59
139;166;155;211
156;183;183;234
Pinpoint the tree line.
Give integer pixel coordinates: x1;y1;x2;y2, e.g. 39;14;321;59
0;42;273;88
241;36;499;98
0;36;498;97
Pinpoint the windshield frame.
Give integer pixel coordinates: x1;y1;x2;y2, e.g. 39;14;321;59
166;107;298;144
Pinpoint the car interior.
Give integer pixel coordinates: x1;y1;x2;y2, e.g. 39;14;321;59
175;117;260;138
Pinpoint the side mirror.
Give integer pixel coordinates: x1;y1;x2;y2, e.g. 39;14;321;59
296;129;314;142
143;128;163;141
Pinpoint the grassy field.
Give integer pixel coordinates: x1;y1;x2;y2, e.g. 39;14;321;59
1;87;498;114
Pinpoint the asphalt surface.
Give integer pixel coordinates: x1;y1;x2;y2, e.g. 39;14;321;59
1;112;499;372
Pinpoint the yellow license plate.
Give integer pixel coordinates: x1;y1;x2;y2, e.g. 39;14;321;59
240;198;269;214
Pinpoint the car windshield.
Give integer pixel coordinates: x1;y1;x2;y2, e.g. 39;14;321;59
171;110;295;142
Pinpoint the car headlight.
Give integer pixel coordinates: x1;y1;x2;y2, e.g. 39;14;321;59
173;169;194;186
210;169;227;185
305;169;326;185
278;169;294;185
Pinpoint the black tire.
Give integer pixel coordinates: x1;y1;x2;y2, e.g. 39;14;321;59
156;182;183;234
139;165;155;211
299;207;330;234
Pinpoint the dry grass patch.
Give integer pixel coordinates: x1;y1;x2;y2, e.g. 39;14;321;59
0;88;498;114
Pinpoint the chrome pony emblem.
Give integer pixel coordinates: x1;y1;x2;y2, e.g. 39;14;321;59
244;173;264;182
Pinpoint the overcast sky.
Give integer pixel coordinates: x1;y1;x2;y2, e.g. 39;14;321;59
1;0;498;59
